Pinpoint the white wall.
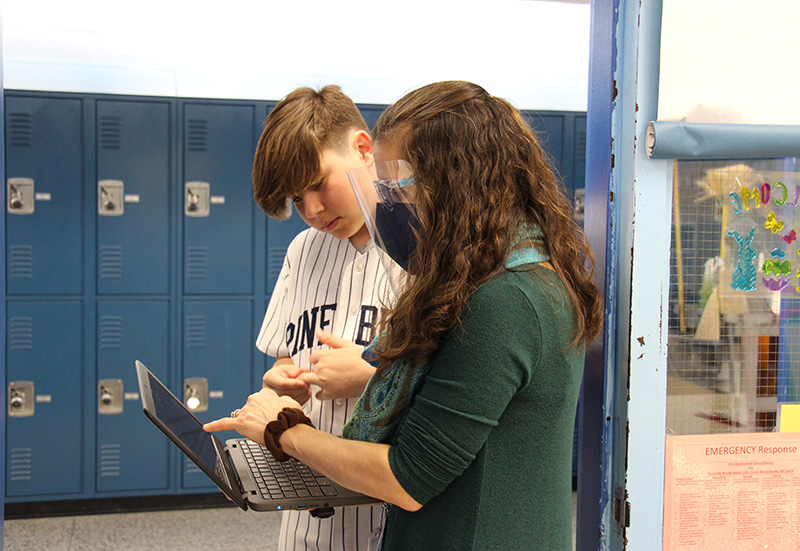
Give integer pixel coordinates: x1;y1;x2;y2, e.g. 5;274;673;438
658;0;800;124
1;0;591;110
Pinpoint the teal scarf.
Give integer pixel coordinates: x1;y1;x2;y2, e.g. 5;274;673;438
342;223;549;444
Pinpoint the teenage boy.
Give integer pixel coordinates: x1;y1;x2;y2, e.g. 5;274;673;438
253;85;393;551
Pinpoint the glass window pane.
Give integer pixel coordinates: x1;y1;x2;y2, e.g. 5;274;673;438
667;158;800;435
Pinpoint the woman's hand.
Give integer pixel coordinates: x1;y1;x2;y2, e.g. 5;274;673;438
205;387;423;512
203;388;302;445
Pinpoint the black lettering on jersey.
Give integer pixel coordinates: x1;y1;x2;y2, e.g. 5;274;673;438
319;304;336;335
286;303;337;353
286;323;297;356
355;305;379;346
298;306;319;353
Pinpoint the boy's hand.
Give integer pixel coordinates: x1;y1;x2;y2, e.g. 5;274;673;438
262;358;311;405
298;330;376;401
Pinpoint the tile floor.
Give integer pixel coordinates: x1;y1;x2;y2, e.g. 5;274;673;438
4;503;282;551
4;493;577;551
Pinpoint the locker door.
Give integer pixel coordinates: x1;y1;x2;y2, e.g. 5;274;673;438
528;112;565;180
266;216;309;294
6;301;83;498
183;103;255;295
5;96;83;295
96;301;170;493
96;100;170;295
357;104;385;130
180;300;252;489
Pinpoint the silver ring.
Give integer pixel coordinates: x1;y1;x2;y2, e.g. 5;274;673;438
231;408;241;418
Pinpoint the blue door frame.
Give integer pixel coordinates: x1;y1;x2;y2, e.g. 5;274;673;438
578;0;617;547
580;1;670;550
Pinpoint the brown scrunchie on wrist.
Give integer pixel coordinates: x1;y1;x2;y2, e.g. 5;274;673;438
263;407;315;462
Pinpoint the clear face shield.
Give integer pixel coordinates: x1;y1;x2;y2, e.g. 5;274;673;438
347;160;420;294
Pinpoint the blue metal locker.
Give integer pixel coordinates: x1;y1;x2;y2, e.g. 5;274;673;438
96;300;170;493
357;104;385;130
523;111;587;199
528;112;565;181
96;100;171;295
6;301;83;498
183;103;255;295
5;96;83;295
1;79;6;542
266;216;309;294
180;300;253;490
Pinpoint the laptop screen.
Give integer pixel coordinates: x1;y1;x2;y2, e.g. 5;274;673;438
147;371;221;478
136;361;247;510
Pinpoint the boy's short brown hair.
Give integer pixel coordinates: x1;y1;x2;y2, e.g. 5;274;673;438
252;85;369;219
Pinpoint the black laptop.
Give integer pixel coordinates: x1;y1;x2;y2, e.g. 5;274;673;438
135;360;379;513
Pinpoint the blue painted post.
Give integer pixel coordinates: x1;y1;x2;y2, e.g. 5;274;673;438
581;1;670;550
579;0;619;548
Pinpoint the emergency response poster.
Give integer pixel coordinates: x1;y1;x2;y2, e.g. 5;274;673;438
663;432;800;550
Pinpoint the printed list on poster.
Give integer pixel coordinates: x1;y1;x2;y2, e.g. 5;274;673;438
664;432;800;551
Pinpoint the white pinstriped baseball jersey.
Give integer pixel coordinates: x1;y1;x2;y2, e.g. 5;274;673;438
256;228;394;551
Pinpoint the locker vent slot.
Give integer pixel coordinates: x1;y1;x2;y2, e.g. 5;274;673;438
185;315;208;348
7;112;33;147
99;316;123;349
186;457;203;475
99;444;121;477
8;317;34;351
9;448;33;482
99;246;123;279
268;248;288;282
9;245;34;280
99;116;122;150
575;124;587;163
186;119;208;152
185;247;209;280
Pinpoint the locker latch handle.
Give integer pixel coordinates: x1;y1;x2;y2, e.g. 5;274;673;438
98;379;124;414
10;185;24;209
100;187;116;211
184;378;209;412
98;179;125;216
185;182;210;217
8;381;35;417
7;178;35;214
187;189;200;212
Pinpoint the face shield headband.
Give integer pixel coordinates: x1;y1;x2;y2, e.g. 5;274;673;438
347;160;420;292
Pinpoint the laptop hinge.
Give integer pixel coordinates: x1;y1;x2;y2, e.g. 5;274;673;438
222;445;247;495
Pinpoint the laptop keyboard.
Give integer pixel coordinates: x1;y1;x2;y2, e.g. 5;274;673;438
239;439;340;500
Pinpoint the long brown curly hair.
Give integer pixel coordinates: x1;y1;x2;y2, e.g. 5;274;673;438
371;81;603;372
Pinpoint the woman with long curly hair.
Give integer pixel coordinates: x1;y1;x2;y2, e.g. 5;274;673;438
205;81;603;551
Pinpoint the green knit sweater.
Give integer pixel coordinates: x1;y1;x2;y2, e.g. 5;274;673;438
382;265;584;551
